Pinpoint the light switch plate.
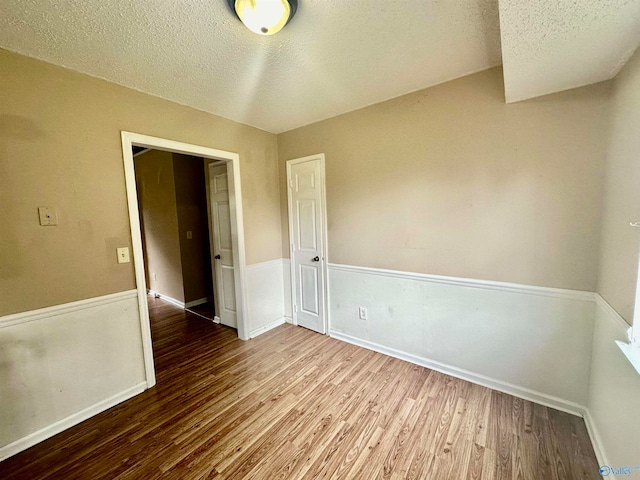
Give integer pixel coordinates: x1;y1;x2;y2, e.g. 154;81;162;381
186;230;193;239
38;206;58;226
117;247;130;264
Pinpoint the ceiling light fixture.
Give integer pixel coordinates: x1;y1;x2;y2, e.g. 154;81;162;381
228;0;298;35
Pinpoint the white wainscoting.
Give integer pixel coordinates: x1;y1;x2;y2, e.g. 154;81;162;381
0;290;147;461
5;262;630;467
584;296;640;472
246;259;287;338
328;263;596;415
283;258;293;322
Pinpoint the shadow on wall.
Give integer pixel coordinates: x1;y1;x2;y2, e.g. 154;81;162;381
0;115;45;141
0;115;46;283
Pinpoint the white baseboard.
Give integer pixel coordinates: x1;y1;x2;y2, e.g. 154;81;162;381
185;296;212;309
328;263;594;407
0;382;147;462
249;317;286;339
329;330;586;417
284;316;293;324
582;409;609;470
0;291;146;460
147;290;185;309
583;295;639;479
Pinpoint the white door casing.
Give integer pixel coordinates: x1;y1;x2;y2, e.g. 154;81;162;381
121;131;251;389
208;163;237;328
287;154;328;334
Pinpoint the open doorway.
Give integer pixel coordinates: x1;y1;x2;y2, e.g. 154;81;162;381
133;148;216;322
121;132;250;389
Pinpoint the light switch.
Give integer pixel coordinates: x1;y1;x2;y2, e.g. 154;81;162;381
117;247;130;264
38;206;58;226
186;231;193;239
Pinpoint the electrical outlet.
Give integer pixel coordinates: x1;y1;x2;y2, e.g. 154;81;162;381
358;307;368;321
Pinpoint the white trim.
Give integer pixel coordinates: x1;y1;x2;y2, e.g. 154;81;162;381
583;407;612;474
329;263;596;303
284;316;293;324
615;341;640;376
185;297;212;308
0;290;137;329
147;290;185;309
594;294;633;333
207;162;237;330
147;292;211;310
249;317;286;339
631;236;640;346
225;148;250;340
121;131;251;389
587;294;638;479
286;154;330;334
595;294;640;375
246;258;286;271
204;160;218;323
329;330;587;417
0;382;146;462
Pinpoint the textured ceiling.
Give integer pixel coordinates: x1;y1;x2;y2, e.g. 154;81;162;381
500;0;640;103
2;1;639;132
0;0;502;133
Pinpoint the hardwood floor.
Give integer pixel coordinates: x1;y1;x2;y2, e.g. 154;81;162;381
186;300;215;321
0;297;601;479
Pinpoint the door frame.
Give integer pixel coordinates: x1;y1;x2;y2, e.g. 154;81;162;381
205;161;235;326
286;153;330;335
205;160;225;323
121;131;250;389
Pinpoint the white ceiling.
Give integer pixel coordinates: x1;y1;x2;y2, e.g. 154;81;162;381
0;0;502;133
500;0;640;103
0;1;638;133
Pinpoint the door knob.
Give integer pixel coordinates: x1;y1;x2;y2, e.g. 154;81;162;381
214;254;221;259
312;256;320;262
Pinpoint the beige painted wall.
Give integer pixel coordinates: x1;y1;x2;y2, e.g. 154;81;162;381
0;49;280;316
597;47;640;324
278;67;611;291
135;149;185;303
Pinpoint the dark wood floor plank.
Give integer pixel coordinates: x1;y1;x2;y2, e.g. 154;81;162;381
0;296;601;480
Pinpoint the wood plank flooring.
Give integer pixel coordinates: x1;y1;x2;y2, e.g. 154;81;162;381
0;297;601;479
186;300;215;321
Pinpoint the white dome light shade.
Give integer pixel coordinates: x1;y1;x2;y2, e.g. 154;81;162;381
233;0;295;35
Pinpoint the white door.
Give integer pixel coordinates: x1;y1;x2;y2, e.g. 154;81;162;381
287;155;327;334
208;163;237;328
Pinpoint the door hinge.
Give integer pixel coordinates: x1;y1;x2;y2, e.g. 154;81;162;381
294;304;297;313
289;179;293;188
